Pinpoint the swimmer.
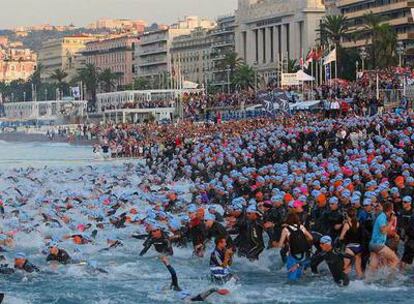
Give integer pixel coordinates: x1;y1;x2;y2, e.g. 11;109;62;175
46;243;72;264
311;236;350;286
14;252;40;273
177;288;230;302
210;237;235;284
140;226;181;291
0;255;14;275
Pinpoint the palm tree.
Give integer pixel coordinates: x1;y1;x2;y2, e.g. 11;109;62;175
29;63;44;90
99;68;122;92
318;15;349;77
287;59;300;73
134;77;151;90
232;64;255;90
76;64;100;108
373;24;397;68
218;51;244;72
49;69;68;94
362;12;396;68
318;15;349;48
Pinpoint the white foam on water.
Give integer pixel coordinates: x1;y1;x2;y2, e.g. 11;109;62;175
1;295;30;304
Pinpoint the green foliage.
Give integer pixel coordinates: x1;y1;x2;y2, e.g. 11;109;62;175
133;77;152;90
287;59;300;73
232;64;255;90
362;12;397;69
99;68;121;93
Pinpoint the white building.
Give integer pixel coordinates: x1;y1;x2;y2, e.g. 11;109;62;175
96;88;204;122
2;100;87;121
170;28;214;86
135;16;216;86
235;0;325;81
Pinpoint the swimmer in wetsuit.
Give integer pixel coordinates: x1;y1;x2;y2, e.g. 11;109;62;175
310;236;350;286
46;243;72;264
140;226;181;291
177;288;230;302
14;252;40;273
0;255;14;275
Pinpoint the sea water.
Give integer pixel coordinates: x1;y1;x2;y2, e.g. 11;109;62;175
0;141;414;304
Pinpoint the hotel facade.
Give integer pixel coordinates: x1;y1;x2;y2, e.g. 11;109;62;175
235;0;325;81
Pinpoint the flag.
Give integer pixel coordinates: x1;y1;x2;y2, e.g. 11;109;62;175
325;64;331;80
303;49;314;69
314;47;323;61
324;48;336;65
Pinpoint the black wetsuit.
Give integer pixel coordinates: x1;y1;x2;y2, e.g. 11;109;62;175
237;220;264;260
16;261;40;273
0;264;15;275
188;219;206;249
140;232;173;256
402;215;414;264
310;250;350;286
263;206;287;244
140;232;180;290
100;240;124;251
322;209;344;238
206;222;233;247
46;249;72;264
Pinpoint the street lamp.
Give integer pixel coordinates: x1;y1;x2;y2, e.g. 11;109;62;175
396;41;405;67
253;62;258;90
355;61;359;80
226;65;231;94
359;47;367;71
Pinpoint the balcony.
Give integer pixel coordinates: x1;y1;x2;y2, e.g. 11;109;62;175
345;1;411;20
140;47;167;56
212;40;234;48
337;0;368;8
341;31;413;48
138;59;168;67
348;16;412;33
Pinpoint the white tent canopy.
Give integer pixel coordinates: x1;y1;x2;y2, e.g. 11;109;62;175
296;70;315;82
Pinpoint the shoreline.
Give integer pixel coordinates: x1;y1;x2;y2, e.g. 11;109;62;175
0;132;96;146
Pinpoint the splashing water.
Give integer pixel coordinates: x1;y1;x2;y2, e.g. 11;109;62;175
0;141;414;304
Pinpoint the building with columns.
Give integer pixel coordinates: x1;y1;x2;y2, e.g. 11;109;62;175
235;0;325;81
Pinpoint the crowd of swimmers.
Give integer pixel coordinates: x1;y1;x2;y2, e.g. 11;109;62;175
2;108;414;302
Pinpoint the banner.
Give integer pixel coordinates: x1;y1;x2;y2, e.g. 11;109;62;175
324;48;336;65
326;64;331;81
281;73;299;86
182;80;199;89
71;86;81;99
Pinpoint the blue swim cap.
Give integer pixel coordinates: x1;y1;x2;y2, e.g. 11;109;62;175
320;236;332;245
204;212;215;221
14;252;26;259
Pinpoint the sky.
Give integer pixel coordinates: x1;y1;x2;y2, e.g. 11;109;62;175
0;0;238;29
